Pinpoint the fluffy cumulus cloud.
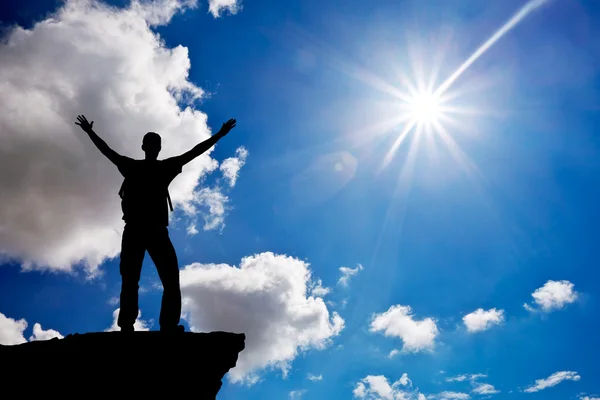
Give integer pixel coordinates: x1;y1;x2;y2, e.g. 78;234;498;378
523;280;578;312
0;312;28;345
0;312;62;345
208;0;242;18
353;374;423;400
369;305;439;353
105;308;152;331
338;264;363;287
462;308;504;333
29;323;64;341
180;252;344;383
0;0;242;275
523;371;581;393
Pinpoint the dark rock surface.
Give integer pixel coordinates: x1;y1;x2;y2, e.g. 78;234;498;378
1;330;245;399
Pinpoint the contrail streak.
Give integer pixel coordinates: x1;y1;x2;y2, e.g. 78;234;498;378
434;0;549;97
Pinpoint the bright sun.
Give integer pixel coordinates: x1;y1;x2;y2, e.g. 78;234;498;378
367;0;550;170
408;91;442;126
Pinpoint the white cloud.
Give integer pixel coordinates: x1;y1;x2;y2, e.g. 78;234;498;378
186;146;247;233
472;383;499;395
131;0;199;25
220;146;248;187
580;396;600;400
469;374;487;381
369;305;439;353
307;373;323;381
208;0;242;18
309;279;331;297
445;373;497;396
29;322;64;341
352;374;428;400
446;375;469;382
524;371;581;393
190;187;230;232
446;374;471;382
398;373;412;387
338;264;363;287
388;349;401;358
436;392;470;400
524;280;578;312
0;0;242;275
0;312;63;345
289;389;307;399
180;252;344;384
446;373;487;383
353;374;422;400
0;312;28;345
105;308;152;331
462;308;504;333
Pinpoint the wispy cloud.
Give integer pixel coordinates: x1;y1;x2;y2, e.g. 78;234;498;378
338;264;363;287
446;374;487;383
220;146;248;188
472;383;500;395
289;389;307;399
309;280;331;297
524;371;581;393
307;373;323;381
434;391;470;400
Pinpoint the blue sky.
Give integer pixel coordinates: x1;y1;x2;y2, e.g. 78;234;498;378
1;0;600;399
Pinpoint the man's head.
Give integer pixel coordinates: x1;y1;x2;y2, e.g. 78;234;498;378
142;132;161;160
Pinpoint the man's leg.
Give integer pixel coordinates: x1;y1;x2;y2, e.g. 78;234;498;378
117;224;146;331
147;227;182;331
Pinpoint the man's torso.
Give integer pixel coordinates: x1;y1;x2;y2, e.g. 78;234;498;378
117;158;182;227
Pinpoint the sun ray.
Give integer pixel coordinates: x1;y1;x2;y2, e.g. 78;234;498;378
432;120;481;181
434;0;549;97
381;120;418;170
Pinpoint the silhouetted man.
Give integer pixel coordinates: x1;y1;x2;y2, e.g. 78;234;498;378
75;115;237;332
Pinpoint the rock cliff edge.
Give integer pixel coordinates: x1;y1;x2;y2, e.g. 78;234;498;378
0;330;246;399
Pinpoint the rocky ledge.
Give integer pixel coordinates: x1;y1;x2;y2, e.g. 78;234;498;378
0;330;246;399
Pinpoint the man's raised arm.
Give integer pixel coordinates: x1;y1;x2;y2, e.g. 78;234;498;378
75;114;122;165
173;118;237;167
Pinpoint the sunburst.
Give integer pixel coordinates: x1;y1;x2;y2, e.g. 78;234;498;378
378;0;549;171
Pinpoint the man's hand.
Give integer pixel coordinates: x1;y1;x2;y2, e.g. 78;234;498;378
75;115;94;133
218;118;237;136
